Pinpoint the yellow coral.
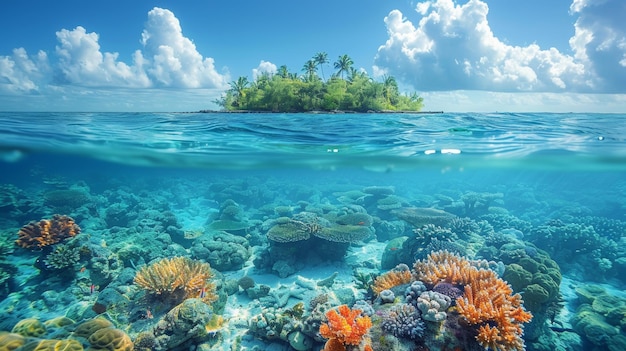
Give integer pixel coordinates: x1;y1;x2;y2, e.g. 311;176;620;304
134;256;216;304
86;328;133;351
32;339;84;351
0;332;25;351
73;318;113;339
11;318;46;338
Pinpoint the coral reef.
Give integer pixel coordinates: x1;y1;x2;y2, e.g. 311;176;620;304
415;250;532;351
380;303;425;340
15;215;81;249
133;256;216;305
372;264;412;295
319;305;373;351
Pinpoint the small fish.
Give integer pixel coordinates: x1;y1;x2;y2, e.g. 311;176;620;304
145;309;153;319
388;247;399;251
90;284;97;294
357;221;366;225
199;287;207;299
79;267;86;273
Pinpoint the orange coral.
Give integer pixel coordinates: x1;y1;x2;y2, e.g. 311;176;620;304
414;250;532;351
319;305;372;351
134;257;217;304
372;269;412;295
15;214;80;249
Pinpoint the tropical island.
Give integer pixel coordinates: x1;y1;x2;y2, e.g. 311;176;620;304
214;53;424;113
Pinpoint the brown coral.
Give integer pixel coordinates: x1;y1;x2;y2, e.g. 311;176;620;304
134;256;217;304
414;250;532;351
15;215;80;249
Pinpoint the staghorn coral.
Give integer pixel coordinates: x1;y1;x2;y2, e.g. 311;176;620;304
414;250;532;351
319;305;372;351
15;214;80;249
372;264;412;295
134;256;216;305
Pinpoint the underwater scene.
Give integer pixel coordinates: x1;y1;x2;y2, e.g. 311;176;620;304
0;112;625;351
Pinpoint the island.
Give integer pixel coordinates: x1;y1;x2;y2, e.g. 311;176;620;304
214;53;424;113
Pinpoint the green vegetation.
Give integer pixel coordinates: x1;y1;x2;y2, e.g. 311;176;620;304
215;53;424;112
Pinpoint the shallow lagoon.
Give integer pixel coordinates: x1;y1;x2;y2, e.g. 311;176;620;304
0;112;625;351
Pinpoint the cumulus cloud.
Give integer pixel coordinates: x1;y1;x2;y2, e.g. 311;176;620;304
374;0;625;93
141;7;227;88
0;7;227;94
0;48;49;93
252;60;277;81
569;0;626;92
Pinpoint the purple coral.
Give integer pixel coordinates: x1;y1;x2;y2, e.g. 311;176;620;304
381;303;425;340
432;282;463;303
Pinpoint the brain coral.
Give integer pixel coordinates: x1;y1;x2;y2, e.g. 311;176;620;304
72;318;114;339
16;215;81;249
32;339;84;351
11;318;46;337
0;332;25;351
87;328;133;351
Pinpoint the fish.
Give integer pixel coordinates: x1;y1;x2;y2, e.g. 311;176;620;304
145;309;153;319
90;284;97;294
79;267;86;273
388;247;399;251
199;286;206;299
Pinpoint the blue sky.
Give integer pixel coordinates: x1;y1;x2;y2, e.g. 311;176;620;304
1;0;624;112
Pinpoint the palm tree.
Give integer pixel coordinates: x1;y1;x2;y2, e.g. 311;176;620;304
334;54;354;80
277;65;289;79
302;59;317;82
313;52;328;81
229;76;249;107
382;75;398;105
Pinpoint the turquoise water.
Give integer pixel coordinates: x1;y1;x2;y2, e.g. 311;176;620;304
0;112;625;351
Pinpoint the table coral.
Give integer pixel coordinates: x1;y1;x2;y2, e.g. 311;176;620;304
319;305;373;351
415;250;532;351
15;214;80;249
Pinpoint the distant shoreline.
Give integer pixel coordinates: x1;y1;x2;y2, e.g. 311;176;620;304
193;110;444;114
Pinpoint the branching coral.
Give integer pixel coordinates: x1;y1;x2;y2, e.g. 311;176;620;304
319;305;373;351
15;214;80;249
372;264;412;295
134;257;216;304
414;250;532;351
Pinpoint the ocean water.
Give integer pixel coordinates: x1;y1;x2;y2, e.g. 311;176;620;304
0;112;625;351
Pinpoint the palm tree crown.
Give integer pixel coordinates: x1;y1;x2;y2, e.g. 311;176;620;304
334;54;354;80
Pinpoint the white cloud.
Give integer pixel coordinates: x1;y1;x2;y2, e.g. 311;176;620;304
55;26;150;87
0;7;228;94
0;48;49;93
374;0;626;93
252;60;277;81
569;0;626;92
141;7;227;89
